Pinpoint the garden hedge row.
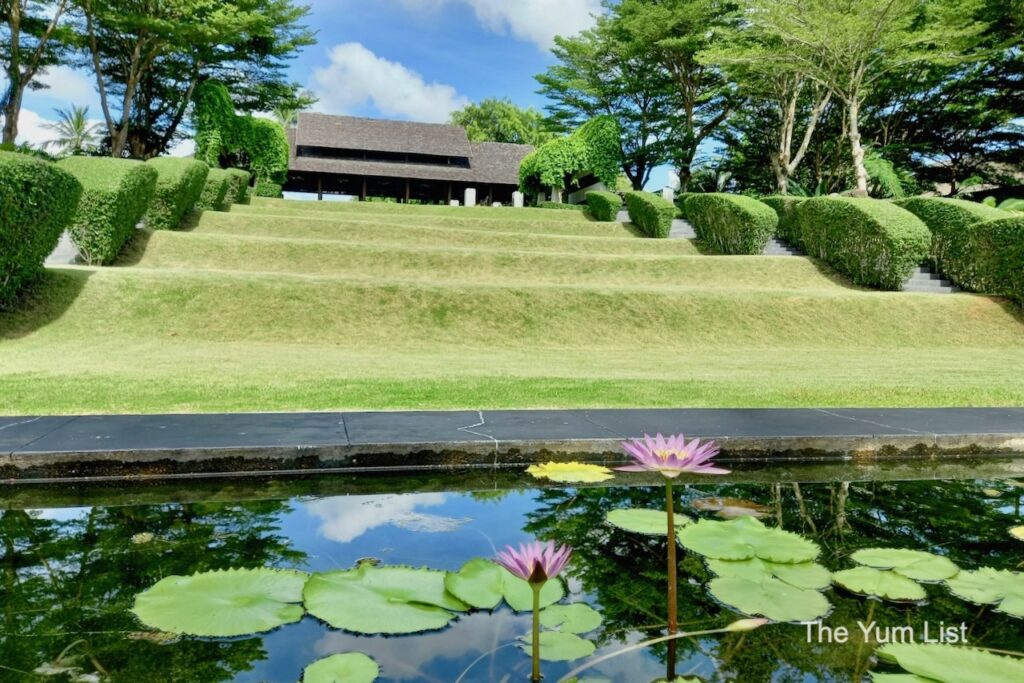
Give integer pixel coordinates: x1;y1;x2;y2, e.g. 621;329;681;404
624;191;675;238
585;191;622;221
760;195;807;246
675;192;692;219
197;168;232;212
0;151;82;307
895;197;1007;273
254;180;283;199
796;197;931;290
537;201;585;211
145;157;210;230
687;193;778;254
224;168;251;204
56;157;158;265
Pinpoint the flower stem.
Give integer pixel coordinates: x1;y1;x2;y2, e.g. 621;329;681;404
531;582;543;682
666;479;677;680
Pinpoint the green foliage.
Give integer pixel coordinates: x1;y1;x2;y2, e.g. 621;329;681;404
145;157;210;231
760;195;808;246
623;191;675;238
708;575;831;622
677;516;820;563
303;653;380;683
707;558;831;591
519;116;621;195
849;548;959;582
585;190;622;221
194;81;290;183
56;157;158;264
519;631;596;662
41;105;103;157
876;643;1024;682
537;201;586;211
196;168;232;212
796;197;931;290
0;151;82;308
864;150;910;199
255;180;284;198
450;98;555;146
443;558;565;611
224;168;252;204
832;567;927;602
605;508;691;535
997;198;1024;213
945;568;1024;617
687;193;779;254
526;462;614;483
538;603;603;634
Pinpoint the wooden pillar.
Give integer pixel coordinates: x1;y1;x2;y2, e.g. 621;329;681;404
404;178;410;203
446;182;452;204
317;176;323;201
360;177;367;202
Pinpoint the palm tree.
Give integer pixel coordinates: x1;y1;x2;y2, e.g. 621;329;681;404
42;105;103;156
272;105;299;128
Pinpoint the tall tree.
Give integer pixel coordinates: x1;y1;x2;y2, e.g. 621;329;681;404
450;98;556;147
0;0;72;145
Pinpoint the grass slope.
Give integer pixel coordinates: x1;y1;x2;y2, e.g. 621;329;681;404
1;197;1022;414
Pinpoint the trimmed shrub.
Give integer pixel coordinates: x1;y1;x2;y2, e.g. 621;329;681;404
796;197;931;290
537;201;585;211
196;168;232;211
761;195;808;246
585;190;622;221
895;197;1007;275
254;180;283;198
675;192;693;219
56;157;158;265
0;151;82;307
962;217;1024;304
624;191;675;238
687;193;778;254
224;168;251;204
145;157;209;230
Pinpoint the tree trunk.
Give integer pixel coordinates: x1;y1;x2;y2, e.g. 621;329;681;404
1;90;23;145
677;165;692;194
772;156;789;195
847;99;869;196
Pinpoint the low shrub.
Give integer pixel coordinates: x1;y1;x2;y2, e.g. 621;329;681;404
585;191;622;221
623;191;675;238
760;195;807;246
254;180;283;198
796;197;931;290
962;217;1024;304
896;197;1007;275
0;151;82;307
687;193;778;254
145;157;209;230
196;168;232;211
224;168;251;204
537;201;586;211
675;192;693;219
56;157;158;265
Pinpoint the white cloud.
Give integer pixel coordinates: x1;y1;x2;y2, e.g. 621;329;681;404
3;108;104;150
312;42;469;123
304;493;470;544
35;66;97;105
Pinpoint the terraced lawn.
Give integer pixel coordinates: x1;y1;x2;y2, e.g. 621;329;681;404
2;198;1023;414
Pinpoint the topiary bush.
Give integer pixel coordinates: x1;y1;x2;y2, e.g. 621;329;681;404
962;217;1024;304
760;195;808;246
0;151;82;307
144;157;210;230
624;191;675;238
536;201;585;211
895;197;1007;276
224;168;251;204
796;197;931;290
196;168;232;212
586;190;622;221
687;193;779;254
254;180;283;198
56;157;158;265
519;115;621;198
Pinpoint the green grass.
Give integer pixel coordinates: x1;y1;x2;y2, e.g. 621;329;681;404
1;198;1023;414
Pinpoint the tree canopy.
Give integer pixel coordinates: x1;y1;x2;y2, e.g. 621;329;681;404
450;98;555;147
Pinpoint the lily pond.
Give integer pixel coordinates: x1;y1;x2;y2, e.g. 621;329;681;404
2;460;1024;683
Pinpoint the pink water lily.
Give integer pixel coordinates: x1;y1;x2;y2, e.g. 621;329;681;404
617;433;729;478
495;540;572;585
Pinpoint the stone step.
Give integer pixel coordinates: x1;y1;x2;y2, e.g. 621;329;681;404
902;264;957;293
763;238;802;256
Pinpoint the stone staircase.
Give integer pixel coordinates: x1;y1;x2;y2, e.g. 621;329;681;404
763;237;801;256
902;265;957;293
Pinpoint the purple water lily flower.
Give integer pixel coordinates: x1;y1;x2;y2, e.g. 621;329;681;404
495;540;572;585
617;433;729;478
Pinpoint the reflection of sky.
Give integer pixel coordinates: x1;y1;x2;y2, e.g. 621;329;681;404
28;506;92;522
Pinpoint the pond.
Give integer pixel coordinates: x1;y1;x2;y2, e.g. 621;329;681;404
2;460;1023;682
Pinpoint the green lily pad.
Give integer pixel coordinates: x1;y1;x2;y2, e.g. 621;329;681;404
707;558;831;590
605;508;691;535
851;548;959;581
876;643;1024;682
526;462;614;483
502;570;565;612
870;675;933;682
678;516;819;563
832;567;926;602
708;576;830;622
443;558;564;612
539;603;603;634
1010;526;1024;542
303;652;379;683
131;568;308;637
304;565;467;634
945;568;1024;617
518;631;596;661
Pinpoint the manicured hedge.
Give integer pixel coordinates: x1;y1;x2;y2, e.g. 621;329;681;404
675;192;693;220
585;191;622;221
895;197;1007;274
687;193;778;254
537;201;585;211
962;217;1024;304
624;191;675;238
254;180;283;198
145;157;210;230
796;197;931;290
196;168;232;211
224;168;251;204
56;157;158;265
760;195;807;246
0;151;82;307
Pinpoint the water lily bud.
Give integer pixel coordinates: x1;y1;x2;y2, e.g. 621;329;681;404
725;618;769;632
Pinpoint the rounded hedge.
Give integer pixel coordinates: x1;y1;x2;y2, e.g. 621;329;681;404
254;180;283;198
760;195;807;246
962;217;1024;304
624;191;675;238
796;197;931;290
224;168;252;204
895;197;1007;278
145;157;210;230
1;151;82;307
56;157;158;265
196;168;232;212
585;190;622;222
687;193;778;255
537;201;586;211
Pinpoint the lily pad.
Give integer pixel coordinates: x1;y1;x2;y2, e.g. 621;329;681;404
832;567;926;602
870;675;933;682
304;565;468;634
945;568;1024;617
131;568;308;637
707;557;831;590
876;643;1024;682
677;516;819;563
303;652;379;683
502;570;565;612
851;548;959;582
526;462;614;483
518;631;596;661
708;576;830;622
539;603;603;634
605;508;691;535
444;558;564;612
1010;526;1024;542
982;488;1002;497
691;497;771;519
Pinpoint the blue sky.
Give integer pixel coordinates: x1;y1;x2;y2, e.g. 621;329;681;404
12;0;674;189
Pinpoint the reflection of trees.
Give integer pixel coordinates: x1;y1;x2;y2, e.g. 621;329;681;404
524;479;1024;682
0;500;305;682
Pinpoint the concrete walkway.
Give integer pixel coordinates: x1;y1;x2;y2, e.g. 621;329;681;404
616;210;695;239
2;408;1023;482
